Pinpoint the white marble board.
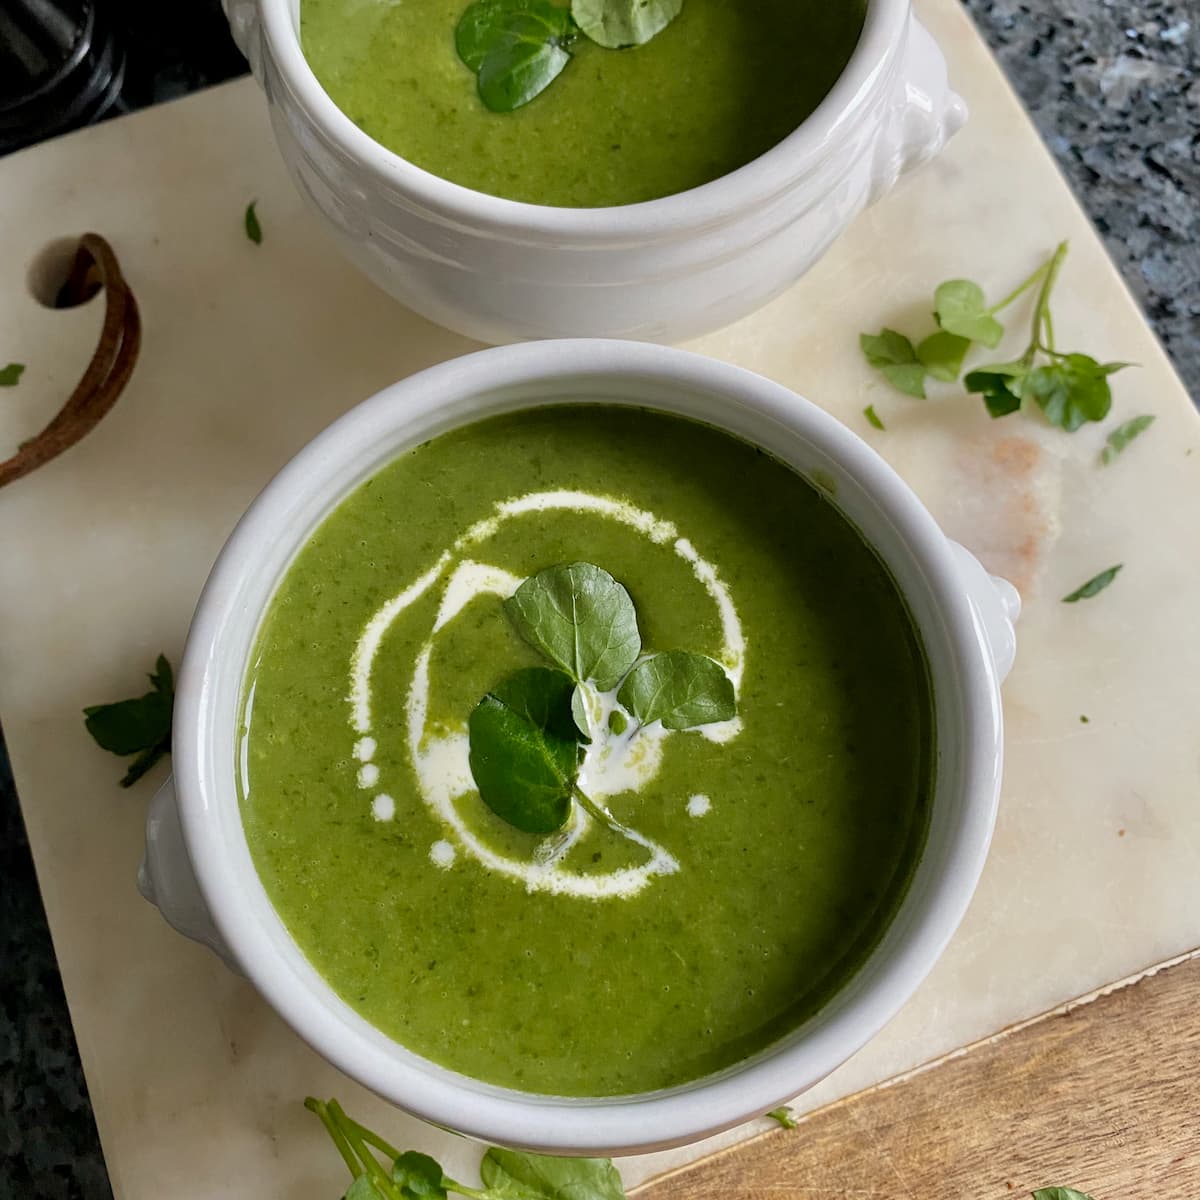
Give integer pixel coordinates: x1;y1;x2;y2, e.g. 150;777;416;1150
1;0;1198;1195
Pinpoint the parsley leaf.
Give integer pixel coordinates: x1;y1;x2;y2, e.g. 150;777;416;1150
468;668;584;834
617;650;735;730
1101;413;1155;464
934;279;1004;347
505;562;641;689
0;362;25;387
571;0;682;48
1023;354;1129;432
916;330;971;382
766;1106;797;1129
964;361;1027;418
863;404;885;430
1062;564;1122;603
859;329;926;398
83;654;174;787
456;0;576;111
244;201;262;244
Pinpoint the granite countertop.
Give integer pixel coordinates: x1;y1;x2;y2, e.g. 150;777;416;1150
1;1;1196;1196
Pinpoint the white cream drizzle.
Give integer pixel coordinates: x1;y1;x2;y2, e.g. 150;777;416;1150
345;489;747;901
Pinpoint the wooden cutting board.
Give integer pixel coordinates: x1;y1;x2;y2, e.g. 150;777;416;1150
1;0;1197;1195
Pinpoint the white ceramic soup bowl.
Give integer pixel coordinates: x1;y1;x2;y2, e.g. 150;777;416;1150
140;340;1017;1155
220;0;965;343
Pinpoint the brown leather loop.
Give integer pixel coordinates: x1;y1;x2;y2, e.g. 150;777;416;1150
0;233;141;489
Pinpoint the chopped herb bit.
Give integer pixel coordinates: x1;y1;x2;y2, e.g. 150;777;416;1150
83;654;174;787
1032;1190;1095;1200
1079;715;1089;723
1062;564;1122;603
859;329;926;398
766;1106;797;1129
0;362;25;387
245;201;263;244
863;404;886;430
1101;413;1155;464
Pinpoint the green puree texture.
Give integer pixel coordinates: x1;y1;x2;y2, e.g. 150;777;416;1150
240;407;932;1096
300;0;867;207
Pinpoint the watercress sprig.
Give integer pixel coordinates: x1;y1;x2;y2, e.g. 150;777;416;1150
456;0;683;112
306;1097;626;1200
860;243;1135;436
469;562;735;836
83;654;174;787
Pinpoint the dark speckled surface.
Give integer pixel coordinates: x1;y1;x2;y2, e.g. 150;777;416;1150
0;0;1196;1195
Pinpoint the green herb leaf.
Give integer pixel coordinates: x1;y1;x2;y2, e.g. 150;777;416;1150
933;279;1004;347
345;1177;389;1200
569;685;593;742
1031;1190;1095;1200
0;362;25;387
570;0;682;48
83;654;174;787
481;1147;626;1200
1101;413;1155;464
1062;564;1122;603
468;667;583;834
505;562;641;689
393;1152;448;1200
617;650;735;731
859;330;926;399
916;330;971;382
244;201;262;245
766;1106;797;1129
457;0;576;112
863;404;885;431
1023;354;1128;432
964;361;1027;419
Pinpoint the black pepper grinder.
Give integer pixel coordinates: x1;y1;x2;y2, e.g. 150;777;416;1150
0;0;125;155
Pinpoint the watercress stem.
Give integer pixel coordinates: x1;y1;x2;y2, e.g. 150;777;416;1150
1027;240;1069;360
329;1100;400;1198
986;260;1050;315
304;1098;362;1179
344;1115;402;1163
572;785;625;837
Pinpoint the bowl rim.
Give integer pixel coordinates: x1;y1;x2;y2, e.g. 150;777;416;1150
174;339;1002;1154
258;0;908;238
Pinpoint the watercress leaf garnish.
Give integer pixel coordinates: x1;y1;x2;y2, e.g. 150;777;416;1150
505;562;641;689
393;1151;448;1200
863;404;885;431
244;201;262;245
617;650;735;731
1031;1190;1095;1200
570;0;682;49
1062;564;1122;603
964;361;1027;419
859;330;926;399
345;1177;388;1200
468;667;582;834
916;330;971;382
1023;354;1128;432
481;1147;626;1200
1101;413;1155;464
457;0;576;112
766;1106;797;1129
0;362;25;387
569;685;593;742
83;654;174;786
933;279;1004;347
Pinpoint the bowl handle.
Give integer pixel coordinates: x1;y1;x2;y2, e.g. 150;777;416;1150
138;775;240;971
222;0;265;84
869;15;968;205
947;541;1021;683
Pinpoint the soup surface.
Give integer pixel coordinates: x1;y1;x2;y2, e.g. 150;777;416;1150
240;406;932;1095
300;0;867;206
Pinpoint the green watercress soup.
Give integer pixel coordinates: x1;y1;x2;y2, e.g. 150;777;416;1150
239;405;933;1096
